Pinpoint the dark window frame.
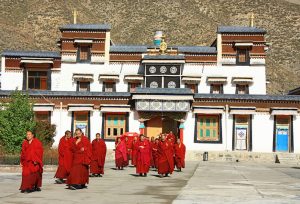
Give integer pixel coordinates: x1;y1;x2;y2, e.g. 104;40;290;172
236;48;250;66
76;45;91;63
235;84;249;94
76;81;90;92
210;84;224;94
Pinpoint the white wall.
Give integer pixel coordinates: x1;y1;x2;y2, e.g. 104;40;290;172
1;71;23;90
293;115;300;153
52;108;72;147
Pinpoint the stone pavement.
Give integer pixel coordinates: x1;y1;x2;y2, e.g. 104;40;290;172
0;161;300;204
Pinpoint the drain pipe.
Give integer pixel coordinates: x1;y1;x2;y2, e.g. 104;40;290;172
225;104;229;151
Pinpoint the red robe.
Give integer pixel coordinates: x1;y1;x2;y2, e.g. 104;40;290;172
20;138;44;191
152;142;159;168
66;136;92;185
174;143;186;169
150;141;155;167
136;140;150;174
131;140;139;166
157;140;174;175
55;136;74;179
90;138;107;174
115;140;127;168
125;140;132;166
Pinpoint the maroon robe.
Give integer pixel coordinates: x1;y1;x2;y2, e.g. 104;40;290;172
125;139;132;166
150;141;155;167
131;140;138;166
115;140;127;168
152;142;159;168
20;138;44;191
157;140;174;175
66;136;92;185
55;136;74;179
136;140;150;174
166;133;176;144
90;138;107;174
174;143;186;169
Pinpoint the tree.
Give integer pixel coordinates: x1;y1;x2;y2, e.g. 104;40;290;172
35;121;56;148
0;91;36;153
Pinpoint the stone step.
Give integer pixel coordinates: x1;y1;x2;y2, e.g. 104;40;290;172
276;154;299;165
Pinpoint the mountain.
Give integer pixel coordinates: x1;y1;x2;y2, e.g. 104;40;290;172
0;0;299;94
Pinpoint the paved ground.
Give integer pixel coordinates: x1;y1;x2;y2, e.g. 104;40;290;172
0;161;300;204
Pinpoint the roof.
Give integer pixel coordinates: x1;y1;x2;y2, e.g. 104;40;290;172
2;50;61;58
177;46;217;53
0;90;130;97
110;45;147;53
194;94;300;102
134;88;193;95
59;24;111;31
143;55;185;60
288;86;300;95
217;26;266;34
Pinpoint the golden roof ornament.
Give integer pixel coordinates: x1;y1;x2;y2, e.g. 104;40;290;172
72;9;78;24
159;35;167;55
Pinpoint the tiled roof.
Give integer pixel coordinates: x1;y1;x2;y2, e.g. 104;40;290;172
194;94;300;102
59;24;111;31
2;50;61;58
110;45;147;53
143;55;185;60
217;26;266;34
0;90;131;97
134;88;193;95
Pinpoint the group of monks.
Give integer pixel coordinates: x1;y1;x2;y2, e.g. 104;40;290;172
115;131;186;178
19;129;185;193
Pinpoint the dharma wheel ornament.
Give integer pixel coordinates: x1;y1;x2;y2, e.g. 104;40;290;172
159;35;167;55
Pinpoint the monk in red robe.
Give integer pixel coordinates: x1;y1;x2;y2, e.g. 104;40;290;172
131;136;138;166
136;135;150;177
150;137;155;168
157;135;174;177
115;137;127;170
54;130;73;184
174;138;186;171
124;136;132;166
166;131;176;144
67;128;92;190
20;130;43;193
152;138;159;169
90;133;107;177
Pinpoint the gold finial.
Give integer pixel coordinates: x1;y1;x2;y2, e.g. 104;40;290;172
72;9;78;24
249;13;254;27
160;35;167;55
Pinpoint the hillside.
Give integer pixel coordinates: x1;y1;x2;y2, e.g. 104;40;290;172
0;0;299;94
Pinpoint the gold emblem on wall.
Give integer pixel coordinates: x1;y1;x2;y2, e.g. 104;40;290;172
159;35;167;55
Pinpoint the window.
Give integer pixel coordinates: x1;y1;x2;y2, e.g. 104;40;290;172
28;71;48;90
236;48;250;65
195;114;221;143
73;111;89;138
103;82;115;92
77;81;90;92
128;83;141;92
77;45;91;63
185;83;198;93
236;84;249;94
104;114;126;140
35;111;50;122
210;84;223;94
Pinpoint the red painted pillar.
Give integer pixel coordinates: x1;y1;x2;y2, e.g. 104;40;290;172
179;121;184;143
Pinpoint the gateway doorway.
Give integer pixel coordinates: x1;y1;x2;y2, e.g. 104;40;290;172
145;116;179;138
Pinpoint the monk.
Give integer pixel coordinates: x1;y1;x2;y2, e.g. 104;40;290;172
150;137;155;168
174;138;186;172
131;136;138;166
54;130;73;184
124;136;132;166
115;137;127;170
136;135;150;177
152;138;160;169
157;135;174;177
67;128;92;190
20;130;44;193
166;131;176;144
90;133;107;177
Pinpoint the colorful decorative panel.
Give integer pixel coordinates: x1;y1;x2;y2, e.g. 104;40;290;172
196;115;220;142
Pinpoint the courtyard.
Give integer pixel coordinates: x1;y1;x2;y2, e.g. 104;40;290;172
0;161;299;204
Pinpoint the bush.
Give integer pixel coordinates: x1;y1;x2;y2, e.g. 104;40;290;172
35;121;56;148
